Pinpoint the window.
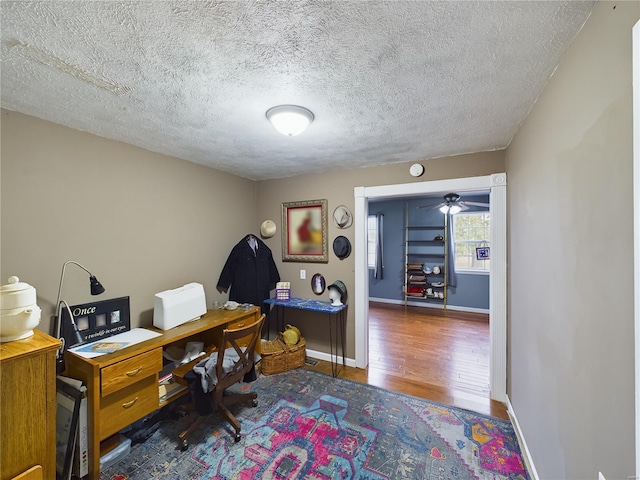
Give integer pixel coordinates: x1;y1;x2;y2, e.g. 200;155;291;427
452;212;490;272
367;215;377;268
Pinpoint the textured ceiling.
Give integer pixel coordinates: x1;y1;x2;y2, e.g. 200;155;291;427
0;1;595;180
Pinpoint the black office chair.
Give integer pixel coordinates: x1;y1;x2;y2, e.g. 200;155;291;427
174;313;265;451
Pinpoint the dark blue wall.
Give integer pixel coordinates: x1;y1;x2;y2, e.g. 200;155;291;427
368;195;490;311
368;199;405;300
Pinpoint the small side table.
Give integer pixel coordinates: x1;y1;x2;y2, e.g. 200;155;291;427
264;297;346;377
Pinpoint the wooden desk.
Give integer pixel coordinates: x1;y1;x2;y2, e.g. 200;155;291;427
264;297;346;377
0;330;60;480
64;307;260;480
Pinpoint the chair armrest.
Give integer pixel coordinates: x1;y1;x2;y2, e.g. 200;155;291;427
173;346;217;385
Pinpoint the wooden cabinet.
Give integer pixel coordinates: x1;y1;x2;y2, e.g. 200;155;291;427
64;307;260;480
0;330;60;480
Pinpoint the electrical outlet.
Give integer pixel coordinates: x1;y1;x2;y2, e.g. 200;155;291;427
300;269;306;280
598;472;606;480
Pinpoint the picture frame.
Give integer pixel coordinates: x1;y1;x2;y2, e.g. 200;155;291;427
60;296;130;348
282;199;329;263
476;247;490;260
311;273;326;295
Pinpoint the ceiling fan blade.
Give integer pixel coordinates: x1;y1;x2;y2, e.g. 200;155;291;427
461;201;490;208
417;203;444;210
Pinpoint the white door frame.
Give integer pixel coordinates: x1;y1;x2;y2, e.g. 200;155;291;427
632;19;639;480
354;173;507;402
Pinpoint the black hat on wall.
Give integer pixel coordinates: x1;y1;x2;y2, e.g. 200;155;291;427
333;236;351;260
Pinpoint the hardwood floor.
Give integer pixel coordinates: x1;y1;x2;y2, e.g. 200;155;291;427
305;301;508;419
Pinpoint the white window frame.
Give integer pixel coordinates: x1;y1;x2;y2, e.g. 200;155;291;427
367;215;377;269
452;211;490;274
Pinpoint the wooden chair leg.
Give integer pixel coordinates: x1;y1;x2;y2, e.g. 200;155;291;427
217;392;258;442
217;403;242;442
222;392;257;408
178;414;203;451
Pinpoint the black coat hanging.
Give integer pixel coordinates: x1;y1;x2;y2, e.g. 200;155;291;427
217;235;280;313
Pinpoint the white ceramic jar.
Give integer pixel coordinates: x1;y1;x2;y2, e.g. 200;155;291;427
0;276;42;342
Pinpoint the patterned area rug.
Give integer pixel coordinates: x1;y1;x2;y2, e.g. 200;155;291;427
101;369;529;480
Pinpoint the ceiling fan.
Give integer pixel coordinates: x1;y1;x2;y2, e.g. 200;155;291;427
418;193;490;214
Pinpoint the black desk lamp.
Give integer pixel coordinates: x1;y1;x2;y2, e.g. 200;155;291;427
54;260;105;373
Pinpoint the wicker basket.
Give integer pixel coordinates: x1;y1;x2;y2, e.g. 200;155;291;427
260;334;306;375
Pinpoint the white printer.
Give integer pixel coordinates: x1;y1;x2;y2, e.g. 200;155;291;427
153;282;207;330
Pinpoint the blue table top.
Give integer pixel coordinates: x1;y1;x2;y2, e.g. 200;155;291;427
264;297;346;313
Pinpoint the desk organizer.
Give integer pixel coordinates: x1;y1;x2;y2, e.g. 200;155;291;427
260;334;305;375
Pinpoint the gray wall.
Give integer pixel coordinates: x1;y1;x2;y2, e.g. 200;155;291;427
369;196;490;311
505;3;638;479
1;110;258;335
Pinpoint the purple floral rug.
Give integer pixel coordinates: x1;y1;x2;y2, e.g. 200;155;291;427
101;369;529;479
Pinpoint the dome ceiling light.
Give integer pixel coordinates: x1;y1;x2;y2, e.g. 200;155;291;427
266;105;314;136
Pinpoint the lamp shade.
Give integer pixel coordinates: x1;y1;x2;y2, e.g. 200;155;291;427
90;275;105;295
266;105;314;136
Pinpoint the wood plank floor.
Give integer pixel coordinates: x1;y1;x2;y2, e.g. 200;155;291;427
305;301;508;419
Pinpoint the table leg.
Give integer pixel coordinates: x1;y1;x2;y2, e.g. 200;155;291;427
277;305;284;333
340;309;346;369
328;311;345;378
265;306;272;340
328;312;336;377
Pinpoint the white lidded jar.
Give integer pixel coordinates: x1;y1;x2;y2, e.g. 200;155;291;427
0;276;42;342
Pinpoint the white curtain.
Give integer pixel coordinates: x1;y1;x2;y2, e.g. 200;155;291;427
374;214;384;280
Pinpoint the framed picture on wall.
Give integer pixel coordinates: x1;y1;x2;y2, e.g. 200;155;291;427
282;199;328;263
311;273;326;294
476;247;490;260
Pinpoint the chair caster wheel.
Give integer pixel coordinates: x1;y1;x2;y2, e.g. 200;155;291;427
178;409;189;418
233;434;241;443
251;399;258;407
180;440;189;451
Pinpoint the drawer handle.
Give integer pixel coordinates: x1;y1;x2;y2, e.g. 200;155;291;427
126;367;142;377
236;323;245;328
122;397;139;409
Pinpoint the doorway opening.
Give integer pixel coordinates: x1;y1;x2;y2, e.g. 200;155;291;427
366;191;491;408
354;173;507;402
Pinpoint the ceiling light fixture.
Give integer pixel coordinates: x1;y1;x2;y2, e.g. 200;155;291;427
266;105;314;136
439;193;462;214
439;204;462;214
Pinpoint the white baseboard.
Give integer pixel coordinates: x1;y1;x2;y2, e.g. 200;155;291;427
445;304;490;315
506;394;540;480
306;348;357;368
368;297;406;306
369;297;489;315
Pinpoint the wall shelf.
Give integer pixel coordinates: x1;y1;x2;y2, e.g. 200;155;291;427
404;208;448;308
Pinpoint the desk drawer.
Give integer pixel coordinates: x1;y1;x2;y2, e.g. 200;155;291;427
101;349;162;397
100;375;159;439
